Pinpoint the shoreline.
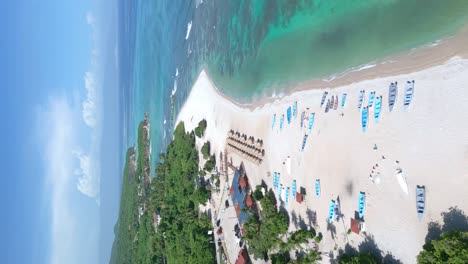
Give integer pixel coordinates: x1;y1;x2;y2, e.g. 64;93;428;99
176;52;468;263
203;26;468;110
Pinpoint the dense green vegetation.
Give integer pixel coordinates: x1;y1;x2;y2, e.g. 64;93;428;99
243;190;289;259
110;121;215;264
109;121;146;264
253;185;264;201
195;119;207;138
417;230;468;264
203;154;216;172
201;141;210;159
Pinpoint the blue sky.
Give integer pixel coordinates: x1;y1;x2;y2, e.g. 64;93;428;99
0;1;119;263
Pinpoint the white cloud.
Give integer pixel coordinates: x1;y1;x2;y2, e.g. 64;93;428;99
83;71;99;128
37;10;103;264
86;12;95;26
74;151;100;201
78;10;102;199
38;97;99;264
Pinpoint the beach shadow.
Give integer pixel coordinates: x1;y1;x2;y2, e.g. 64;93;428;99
306;208;315;227
335;235;402;263
357;235;383;262
328;251;337;264
326;220;337;240
425;222;442;243
382;252;404;264
298;215;307;230
291;211;298;228
425;206;468;243
357;235;403;264
337;243;358;259
345;180;353;197
260;179;268;190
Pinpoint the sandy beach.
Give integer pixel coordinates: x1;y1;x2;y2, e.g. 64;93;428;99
176;51;468;263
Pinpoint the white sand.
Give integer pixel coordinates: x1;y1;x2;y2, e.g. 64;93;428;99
176;57;468;264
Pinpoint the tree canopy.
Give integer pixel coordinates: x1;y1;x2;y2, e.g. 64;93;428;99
110;121;215;264
201;141;210;160
417;230;468;264
243;192;289;259
195;119;207;138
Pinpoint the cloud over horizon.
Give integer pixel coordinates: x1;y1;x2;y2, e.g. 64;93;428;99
76;10;102;200
37;11;104;264
38;96;99;264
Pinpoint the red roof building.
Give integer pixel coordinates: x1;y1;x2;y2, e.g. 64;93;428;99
296;192;303;203
235;248;250;264
239;176;248;189
230;185;235;196
235;203;241;217
245;194;254;208
350;218;361;234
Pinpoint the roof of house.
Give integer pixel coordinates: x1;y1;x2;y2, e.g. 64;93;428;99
296;192;303;203
235;249;249;264
350;218;360;234
245;194;254;207
235;203;241;217
239;176;247;189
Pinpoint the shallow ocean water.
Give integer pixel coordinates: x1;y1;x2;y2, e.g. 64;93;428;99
120;0;468;167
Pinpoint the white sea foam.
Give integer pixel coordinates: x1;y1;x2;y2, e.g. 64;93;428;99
351;63;377;72
322;63;377;82
164;119;166;124
185;21;192;40
175;67;179;76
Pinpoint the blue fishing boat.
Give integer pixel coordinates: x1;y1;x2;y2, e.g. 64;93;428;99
330;95;335;109
361;106;369;132
315;179;321;198
320;91;328;108
404;80;415;110
368;91;375;107
358;90;365;110
308;113;315;134
328;200;336;223
271;114;276;130
374;96;382;123
358;192;366;218
285;187;290;204
292;180;297;200
278;185;283;200
292;101;297;118
280;115;284;131
341;93;347;109
287;107;292;124
416;185;425;220
301;134;308;152
388;82;398;112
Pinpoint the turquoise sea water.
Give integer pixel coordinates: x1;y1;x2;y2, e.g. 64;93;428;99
120;0;468;168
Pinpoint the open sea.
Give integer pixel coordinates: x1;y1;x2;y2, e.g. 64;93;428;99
118;0;468;170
